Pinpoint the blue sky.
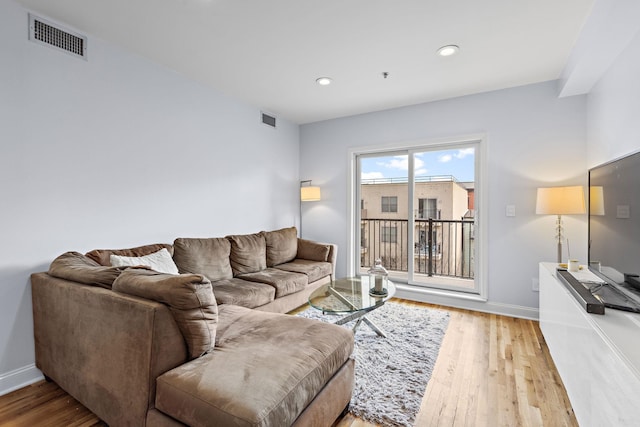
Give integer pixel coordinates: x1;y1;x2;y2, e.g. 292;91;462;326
361;148;475;182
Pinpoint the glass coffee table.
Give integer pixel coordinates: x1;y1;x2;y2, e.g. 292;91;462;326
308;276;396;337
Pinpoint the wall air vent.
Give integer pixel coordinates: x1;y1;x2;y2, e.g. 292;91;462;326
29;14;87;60
261;112;277;128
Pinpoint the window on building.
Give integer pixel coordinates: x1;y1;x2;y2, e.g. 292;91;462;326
381;196;398;213
418;198;438;219
381;226;397;243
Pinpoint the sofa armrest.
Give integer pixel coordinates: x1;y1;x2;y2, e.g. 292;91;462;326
31;272;188;427
296;239;337;278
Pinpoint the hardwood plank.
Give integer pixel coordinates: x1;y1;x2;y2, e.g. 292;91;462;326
0;381;104;427
0;300;577;427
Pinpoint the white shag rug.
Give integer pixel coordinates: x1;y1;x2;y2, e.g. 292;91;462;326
297;301;450;427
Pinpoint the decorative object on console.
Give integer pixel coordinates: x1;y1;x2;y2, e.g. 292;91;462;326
535;185;586;263
300;179;321;236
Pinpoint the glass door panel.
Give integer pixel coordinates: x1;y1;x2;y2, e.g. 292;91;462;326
410;147;477;293
358;153;409;282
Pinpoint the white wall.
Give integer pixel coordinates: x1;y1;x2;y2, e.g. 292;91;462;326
0;0;300;394
587;27;640;167
300;81;587;315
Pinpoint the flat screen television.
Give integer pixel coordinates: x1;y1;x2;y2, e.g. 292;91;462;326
588;150;640;306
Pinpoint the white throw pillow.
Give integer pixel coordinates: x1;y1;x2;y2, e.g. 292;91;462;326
110;248;180;275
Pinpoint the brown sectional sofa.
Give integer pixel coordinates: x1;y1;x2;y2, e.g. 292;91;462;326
30;227;355;426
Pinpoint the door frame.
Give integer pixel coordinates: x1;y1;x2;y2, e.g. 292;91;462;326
347;133;488;301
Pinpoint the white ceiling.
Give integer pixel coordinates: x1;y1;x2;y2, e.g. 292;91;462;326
18;0;595;124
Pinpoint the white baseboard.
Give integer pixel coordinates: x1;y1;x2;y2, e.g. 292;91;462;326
0;364;44;397
395;284;540;320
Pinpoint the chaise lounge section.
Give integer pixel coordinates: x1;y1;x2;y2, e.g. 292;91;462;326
31;227;354;426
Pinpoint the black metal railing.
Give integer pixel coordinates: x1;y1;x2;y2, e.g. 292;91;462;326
361;218;475;279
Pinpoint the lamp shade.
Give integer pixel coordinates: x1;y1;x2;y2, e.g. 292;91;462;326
536;186;585;215
589;186;605;216
300;186;321;201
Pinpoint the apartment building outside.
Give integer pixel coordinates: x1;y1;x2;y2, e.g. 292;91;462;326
360;176;475;284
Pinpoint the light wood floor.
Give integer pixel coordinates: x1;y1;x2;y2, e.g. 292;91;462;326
0;299;576;427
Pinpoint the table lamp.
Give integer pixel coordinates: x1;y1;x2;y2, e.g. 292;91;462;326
536;185;585;263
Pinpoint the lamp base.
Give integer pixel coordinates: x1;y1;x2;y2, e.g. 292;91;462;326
556;214;563;264
557;241;562;264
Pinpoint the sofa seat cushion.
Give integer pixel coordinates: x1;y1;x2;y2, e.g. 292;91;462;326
155;305;354;427
239;268;308;298
274;259;333;283
211;278;275;308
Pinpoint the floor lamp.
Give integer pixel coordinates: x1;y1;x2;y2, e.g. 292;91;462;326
300;180;321;237
535;185;585;263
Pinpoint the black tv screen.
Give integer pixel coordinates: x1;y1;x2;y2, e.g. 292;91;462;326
588;150;640;290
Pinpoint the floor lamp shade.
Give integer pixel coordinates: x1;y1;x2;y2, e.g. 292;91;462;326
300;186;321;202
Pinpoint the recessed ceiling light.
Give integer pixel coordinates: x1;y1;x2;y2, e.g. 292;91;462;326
316;77;332;86
437;45;459;57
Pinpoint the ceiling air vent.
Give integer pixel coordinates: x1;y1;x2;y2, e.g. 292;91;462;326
261;112;277;128
29;14;87;60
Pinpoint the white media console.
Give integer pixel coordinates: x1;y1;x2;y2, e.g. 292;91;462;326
539;262;640;426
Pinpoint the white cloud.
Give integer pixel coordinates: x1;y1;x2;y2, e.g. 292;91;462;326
415;168;428;175
378;156;408;170
378;156;425;172
361;171;385;179
438;148;474;163
455;148;475;159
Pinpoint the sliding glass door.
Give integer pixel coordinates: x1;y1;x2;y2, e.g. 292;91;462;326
356;142;479;294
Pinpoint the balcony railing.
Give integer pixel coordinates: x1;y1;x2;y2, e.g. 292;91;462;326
361;218;475;280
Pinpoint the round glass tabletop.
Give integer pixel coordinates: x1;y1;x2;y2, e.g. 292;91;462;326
308;276;396;314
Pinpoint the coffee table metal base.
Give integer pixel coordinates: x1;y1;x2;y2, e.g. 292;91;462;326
326;286;388;337
333;310;387;337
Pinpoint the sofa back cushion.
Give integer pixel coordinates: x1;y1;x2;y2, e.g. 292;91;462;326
261;227;298;267
173;238;233;281
297;239;331;262
227;233;267;276
86;243;174;266
48;251;124;289
113;269;218;359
